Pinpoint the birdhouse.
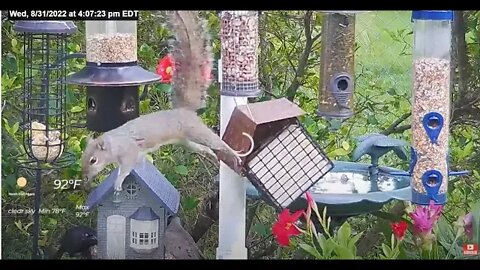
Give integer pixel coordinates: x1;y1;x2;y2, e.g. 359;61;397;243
66;20;160;132
85;160;180;259
219;98;334;210
317;11;357;120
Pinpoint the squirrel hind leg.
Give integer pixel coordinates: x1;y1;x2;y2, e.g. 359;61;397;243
184;140;217;161
183;125;242;167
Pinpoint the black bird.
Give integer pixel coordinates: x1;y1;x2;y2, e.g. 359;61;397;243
51;226;97;260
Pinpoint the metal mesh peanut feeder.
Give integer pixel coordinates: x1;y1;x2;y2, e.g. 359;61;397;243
220;11;262;97
13;20;77;259
410;10;468;205
67;20;159;132
317;12;356;120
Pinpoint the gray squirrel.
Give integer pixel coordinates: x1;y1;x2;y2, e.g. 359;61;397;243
81;11;247;197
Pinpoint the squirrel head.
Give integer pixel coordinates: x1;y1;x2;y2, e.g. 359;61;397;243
81;136;113;186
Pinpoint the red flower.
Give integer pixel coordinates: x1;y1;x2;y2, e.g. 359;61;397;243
390;221;408;241
272;209;304;246
156;54;175;83
155;53;213;85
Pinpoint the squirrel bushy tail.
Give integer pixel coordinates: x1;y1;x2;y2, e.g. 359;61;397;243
168;11;214;111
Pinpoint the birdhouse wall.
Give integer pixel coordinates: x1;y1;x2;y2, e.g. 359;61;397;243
95;178;167;259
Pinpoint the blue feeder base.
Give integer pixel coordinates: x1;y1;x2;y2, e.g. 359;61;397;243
411;191;446;205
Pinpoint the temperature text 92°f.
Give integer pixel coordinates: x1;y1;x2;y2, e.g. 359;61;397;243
54;179;83;190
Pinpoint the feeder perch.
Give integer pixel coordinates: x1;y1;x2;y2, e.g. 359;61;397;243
317;11;356;120
409;10;468;205
13;20;77;259
66;20;160;132
219;98;334;210
220;11;262;97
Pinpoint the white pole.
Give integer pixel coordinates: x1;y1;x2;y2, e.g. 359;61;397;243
216;59;248;259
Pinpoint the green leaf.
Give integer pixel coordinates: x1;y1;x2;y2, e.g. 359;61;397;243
316;232;326;250
182;196;200;211
329;148;349;157
70;106;83;113
387;88;396;96
253;223;270;237
48;218;58;226
342;141;350;151
333;243;355;259
80;136;88;151
175;165;189;176
156;83;172;94
336;222;351;246
11;38;17;49
473;170;480;180
382;243;392;257
11;122;19;134
299;243;323;259
367;114;378;125
5;174;17;190
348;232;363;249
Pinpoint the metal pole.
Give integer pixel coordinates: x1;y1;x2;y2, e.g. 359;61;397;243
31;167;42;259
216;59;248;259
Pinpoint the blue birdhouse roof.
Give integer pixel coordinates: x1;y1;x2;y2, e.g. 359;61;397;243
85;160;180;215
130;206;160;221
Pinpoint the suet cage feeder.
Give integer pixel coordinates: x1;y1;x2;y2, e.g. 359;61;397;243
66;20;159;132
220;11;262;97
409;10;467;205
317;11;357;120
219;98;334;210
13;20;78;259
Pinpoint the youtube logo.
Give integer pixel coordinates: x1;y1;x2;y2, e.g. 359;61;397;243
463;243;479;255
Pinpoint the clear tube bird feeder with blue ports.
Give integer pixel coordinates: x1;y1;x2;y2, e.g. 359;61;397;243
410;10;468;205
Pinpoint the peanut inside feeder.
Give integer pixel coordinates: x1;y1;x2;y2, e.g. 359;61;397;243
220;11;260;96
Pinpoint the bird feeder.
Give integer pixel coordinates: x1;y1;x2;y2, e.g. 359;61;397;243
67;20;160;132
410;11;454;205
317;11;356;120
219;98;334;210
13;20;77;259
220;11;262;97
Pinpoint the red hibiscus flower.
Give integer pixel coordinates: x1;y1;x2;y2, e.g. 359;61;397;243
390;221;408;241
156;54;175;83
272;209;304;247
